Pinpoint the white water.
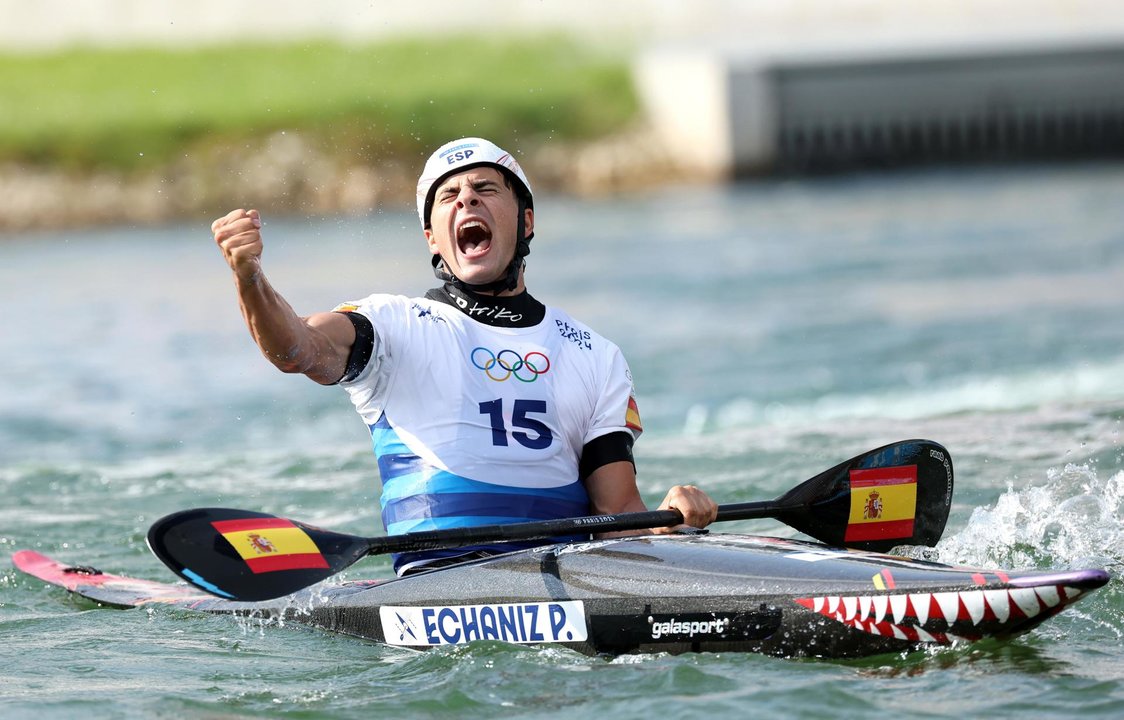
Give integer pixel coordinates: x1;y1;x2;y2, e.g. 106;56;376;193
2;163;1123;718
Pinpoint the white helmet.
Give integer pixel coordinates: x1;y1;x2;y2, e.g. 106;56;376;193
415;137;533;229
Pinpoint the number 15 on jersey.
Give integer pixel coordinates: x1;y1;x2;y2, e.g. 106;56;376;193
479;399;553;450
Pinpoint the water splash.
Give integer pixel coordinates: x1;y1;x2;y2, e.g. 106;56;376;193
936;463;1124;572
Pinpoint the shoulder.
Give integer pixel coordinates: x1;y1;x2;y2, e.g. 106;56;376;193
334;293;469;346
332;293;412;316
333;293;454;327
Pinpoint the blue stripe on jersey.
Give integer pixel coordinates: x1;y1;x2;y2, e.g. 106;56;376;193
384;493;588;530
387;516;529;534
379;469;588;503
371;415;412;457
369;417;591;573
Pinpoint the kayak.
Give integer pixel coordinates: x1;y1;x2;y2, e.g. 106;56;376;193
12;532;1109;659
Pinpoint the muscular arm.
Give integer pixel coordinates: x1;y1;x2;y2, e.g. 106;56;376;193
584;461;717;535
212;209;356;385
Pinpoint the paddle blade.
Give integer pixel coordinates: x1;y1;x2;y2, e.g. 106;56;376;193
773;439;954;552
147;508;372;601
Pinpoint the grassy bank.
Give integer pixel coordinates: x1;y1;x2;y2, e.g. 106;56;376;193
0;36;638;172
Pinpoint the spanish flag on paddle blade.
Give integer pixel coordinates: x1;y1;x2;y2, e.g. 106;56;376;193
843;465;917;543
211;517;331;574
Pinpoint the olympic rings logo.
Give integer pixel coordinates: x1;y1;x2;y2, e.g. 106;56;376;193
470;347;551;382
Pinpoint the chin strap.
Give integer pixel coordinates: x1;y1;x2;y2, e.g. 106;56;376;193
432;197;533;294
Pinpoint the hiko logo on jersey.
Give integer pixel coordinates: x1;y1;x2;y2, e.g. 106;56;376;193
471;347;551;382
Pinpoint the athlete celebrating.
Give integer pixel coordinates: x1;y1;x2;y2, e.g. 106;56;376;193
211;137;718;575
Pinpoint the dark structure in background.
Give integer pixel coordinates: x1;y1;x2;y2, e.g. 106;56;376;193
639;39;1124;175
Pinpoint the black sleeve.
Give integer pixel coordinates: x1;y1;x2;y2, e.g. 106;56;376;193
579;431;636;481
336;312;374;384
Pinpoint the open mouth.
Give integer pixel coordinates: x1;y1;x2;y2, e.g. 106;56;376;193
456;220;493;258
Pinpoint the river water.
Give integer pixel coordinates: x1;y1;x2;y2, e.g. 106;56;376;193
2;163;1123;718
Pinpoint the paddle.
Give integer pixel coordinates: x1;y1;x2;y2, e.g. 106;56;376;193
148;438;953;601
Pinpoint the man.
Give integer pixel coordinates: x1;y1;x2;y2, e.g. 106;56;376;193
211;137;718;575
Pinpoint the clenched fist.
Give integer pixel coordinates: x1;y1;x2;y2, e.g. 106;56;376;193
211;209;264;281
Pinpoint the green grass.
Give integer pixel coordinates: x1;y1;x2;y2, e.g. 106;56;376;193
0;36;638;171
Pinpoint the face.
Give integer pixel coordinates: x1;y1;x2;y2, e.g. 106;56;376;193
425;167;534;291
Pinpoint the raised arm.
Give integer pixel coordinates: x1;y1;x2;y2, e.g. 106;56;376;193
211;209;356;385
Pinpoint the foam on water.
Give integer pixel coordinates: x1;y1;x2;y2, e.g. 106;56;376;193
935;463;1124;573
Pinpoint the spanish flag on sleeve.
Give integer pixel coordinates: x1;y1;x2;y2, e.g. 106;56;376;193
843;465;917;543
625;395;643;433
212;517;330;574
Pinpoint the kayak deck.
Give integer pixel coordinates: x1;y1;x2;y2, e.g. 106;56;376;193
12;534;1110;658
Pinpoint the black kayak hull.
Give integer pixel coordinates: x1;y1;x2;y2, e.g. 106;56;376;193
13;533;1110;658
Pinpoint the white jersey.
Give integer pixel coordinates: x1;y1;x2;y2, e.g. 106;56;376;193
335;293;641;571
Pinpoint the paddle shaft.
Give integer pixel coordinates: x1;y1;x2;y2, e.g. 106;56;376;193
365;509;681;554
364;501;797;555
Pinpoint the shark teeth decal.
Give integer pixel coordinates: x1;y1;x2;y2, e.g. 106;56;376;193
984;588;1011;623
794;584;1084;645
872;595;889;624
